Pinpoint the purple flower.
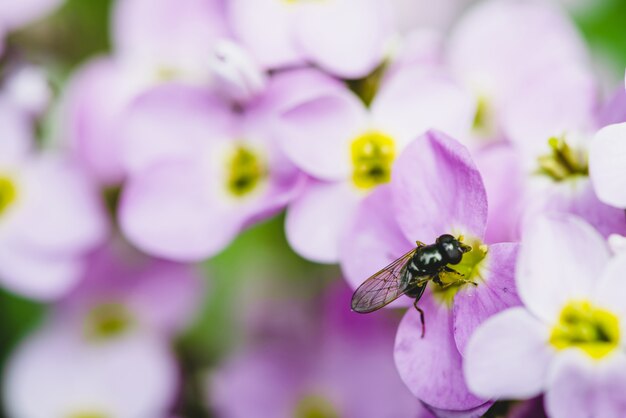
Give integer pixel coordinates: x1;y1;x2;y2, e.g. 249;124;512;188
278;69;475;263
0;104;107;300
445;0;589;143
118;68;338;261
227;0;395;78
209;283;431;418
340;131;520;412
3;243;201;418
465;214;626;418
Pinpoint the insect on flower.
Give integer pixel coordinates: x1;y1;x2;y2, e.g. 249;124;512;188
351;234;474;337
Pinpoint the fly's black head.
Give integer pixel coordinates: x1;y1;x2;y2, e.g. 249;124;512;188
436;234;470;265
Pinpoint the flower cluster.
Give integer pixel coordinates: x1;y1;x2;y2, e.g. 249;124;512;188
1;0;625;417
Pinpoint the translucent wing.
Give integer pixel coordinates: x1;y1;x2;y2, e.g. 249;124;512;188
351;248;418;313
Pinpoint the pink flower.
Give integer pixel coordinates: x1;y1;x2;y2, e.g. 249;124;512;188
227;0;395;78
465;214;626;418
278;69;475;263
3;243;202;418
0;102;107;300
340;131;520;412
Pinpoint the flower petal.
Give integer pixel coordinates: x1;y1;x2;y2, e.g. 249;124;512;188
4;324;178;418
294;0;393;78
589;122;626;208
113;0;227;78
0;243;83;300
395;294;487;411
453;243;521;354
516;213;610;323
545;351;626;418
227;0;304;69
339;185;414;308
120;84;234;175
278;91;367;181
474;143;524;243
286;180;361;264
120;159;242;262
372;70;476;145
464;307;553;399
391;131;488;244
593;253;626;324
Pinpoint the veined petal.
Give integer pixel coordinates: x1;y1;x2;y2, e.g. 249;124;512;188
516;213;610;323
453;243;521;354
589;122;626;208
391;130;488;244
464;307;553;399
395;293;487;410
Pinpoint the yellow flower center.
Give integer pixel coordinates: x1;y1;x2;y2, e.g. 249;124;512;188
0;175;18;217
84;303;133;341
472;96;496;138
294;395;339;418
537;136;588;182
432;237;489;307
350;131;396;190
226;144;267;198
67;413;108;418
550;300;620;359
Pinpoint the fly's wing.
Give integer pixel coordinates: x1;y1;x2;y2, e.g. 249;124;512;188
351;248;417;313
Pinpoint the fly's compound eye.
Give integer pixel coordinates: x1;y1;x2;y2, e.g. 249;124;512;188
439;240;463;264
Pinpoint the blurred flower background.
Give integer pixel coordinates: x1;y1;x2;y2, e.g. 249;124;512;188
1;0;626;417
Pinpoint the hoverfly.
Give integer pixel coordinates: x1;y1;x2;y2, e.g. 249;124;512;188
351;234;473;337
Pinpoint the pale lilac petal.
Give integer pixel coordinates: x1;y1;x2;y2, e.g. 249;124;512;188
589;122;626;208
120;159;242;261
120;84;234;174
339;185;414;308
9;156;108;254
372;70;476;145
60;58;142;185
453;243;521;354
474;143;524;243
395;294;487;410
278;92;367;181
545;351;626;418
389;0;471;32
0;243;83;300
0;98;32;166
464;307;553;399
448;0;587;101
593;253;626;324
4;324;178;418
285;181;360;264
0;0;61;30
295;0;393;78
391;131;488;244
597;89;626;127
227;0;304;69
502;66;597;157
523;176;626;237
113;0;227;77
3;65;51;116
517;213;610;322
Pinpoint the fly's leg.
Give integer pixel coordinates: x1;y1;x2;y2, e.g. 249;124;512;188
432;274;444;287
413;299;426;338
415;241;426;248
444;266;478;286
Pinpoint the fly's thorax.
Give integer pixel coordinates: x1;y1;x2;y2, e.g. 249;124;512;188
414;245;445;273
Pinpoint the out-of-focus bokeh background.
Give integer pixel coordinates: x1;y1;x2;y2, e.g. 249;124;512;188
1;0;625;417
